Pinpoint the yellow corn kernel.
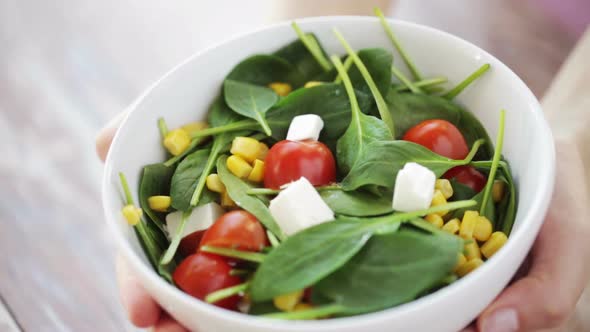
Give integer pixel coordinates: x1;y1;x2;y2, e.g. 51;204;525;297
492;180;506;203
163;129;191;156
268;82;292;97
304;81;323;88
180;121;208;136
206;174;226;193
257;142;269;161
481;232;508;259
220;191;236;208
442;218;460;234
147;195;171;212
122;204;142;225
430;190;449;216
273;290;304;312
474;216;493;242
227;155;253;179
425;214;444;228
464;240;482;261
454;253;467;273
435;179;454;199
293;303;314;311
230;137;261;163
459;210;479;239
456;258;484;277
248;160;265;182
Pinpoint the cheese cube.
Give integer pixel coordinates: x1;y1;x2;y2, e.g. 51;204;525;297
269;177;334;236
286;114;324;141
165;203;224;239
392;162;436;212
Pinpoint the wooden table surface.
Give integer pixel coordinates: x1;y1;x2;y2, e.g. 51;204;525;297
0;0;583;331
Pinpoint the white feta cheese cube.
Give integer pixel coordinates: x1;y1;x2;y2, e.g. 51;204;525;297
286;114;324;141
392;162;436;212
165;202;224;239
269;177;334;236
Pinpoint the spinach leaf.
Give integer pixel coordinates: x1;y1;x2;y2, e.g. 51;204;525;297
290;22;332;73
496;166;517;235
331;55;392;175
208;94;246;127
217;155;285;240
274;33;328;81
139;163;175;235
320;189;393;217
170;149;216;211
224;79;277;135
341;140;482;191
226;54;304;87
348;48;393;99
449;179;476;201
249;301;280;316
313;229;461;315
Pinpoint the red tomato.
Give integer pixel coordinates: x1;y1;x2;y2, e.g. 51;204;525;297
200;211;268;252
173;252;241;310
178;230;206;258
263;140;336;189
443;166;487;193
403;120;469;160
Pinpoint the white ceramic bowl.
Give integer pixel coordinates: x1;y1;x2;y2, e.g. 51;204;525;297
102;16;555;332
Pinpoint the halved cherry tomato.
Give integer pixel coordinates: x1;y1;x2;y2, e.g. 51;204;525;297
173;252;241;310
443;166;487;193
264;140;336;189
200;211;268;252
178;230;206;258
403;120;469;160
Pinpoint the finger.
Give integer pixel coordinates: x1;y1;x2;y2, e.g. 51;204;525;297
478;142;590;332
96;112;127;162
116;254;162;328
153;313;190;332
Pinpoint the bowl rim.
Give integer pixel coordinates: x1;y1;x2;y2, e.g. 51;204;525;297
102;15;555;329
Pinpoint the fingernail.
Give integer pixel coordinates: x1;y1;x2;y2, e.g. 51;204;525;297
482;309;519;332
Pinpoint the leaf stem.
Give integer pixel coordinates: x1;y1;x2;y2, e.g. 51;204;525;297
118;172;134;204
479;110;506;216
158;117;169;138
267;230;280;248
394;77;448;92
333;55;355;84
292;22;332;72
392;200;476;220
443;63;491;100
331;55;362;127
229;268;250;276
391;65;423;94
190;120;258;139
375;7;422;80
246;185;342;196
160;209;192;265
464;139;485;163
201;245;266;263
262;304;345;320
163;136;209;167
205;282;249;304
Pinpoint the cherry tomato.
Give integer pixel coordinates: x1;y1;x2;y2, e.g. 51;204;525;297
178;230;206;258
173;252;241;310
264;140;336;189
200;211;268;252
443;166;487;193
403;120;469;160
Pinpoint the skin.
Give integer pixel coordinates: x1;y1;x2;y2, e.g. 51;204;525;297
97;116;590;332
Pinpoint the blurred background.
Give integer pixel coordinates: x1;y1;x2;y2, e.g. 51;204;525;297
0;0;587;331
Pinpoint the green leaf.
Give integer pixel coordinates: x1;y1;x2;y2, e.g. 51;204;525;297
291;22;332;72
313;229;462;315
216;155;285;240
449;179;476;201
226;54;304;87
348;48;393;98
208;94;246;127
274;33;329;81
496;166;517;235
139;163;175;235
224;80;277;136
331;55;392;175
320;189;393;217
170;149;216;211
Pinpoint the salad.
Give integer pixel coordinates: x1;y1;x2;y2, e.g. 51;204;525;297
118;8;516;320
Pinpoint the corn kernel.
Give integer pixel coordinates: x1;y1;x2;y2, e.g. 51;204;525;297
430;190;449;216
435;179;454;199
231;137;261;163
257;142;269;161
248;160;265;182
442;218;460;234
464;241;482;261
273;290;304;312
304;81;323;88
147;195;171;212
425;214;444;228
454;253;467;273
180;121;208;136
122;204;142;225
163;129;191;156
268;82;292;97
474;216;493;242
456;258;484;277
481;232;508;258
492;180;506;203
227;155;253;179
459;210;479;239
221;191;236;208
206;174;226;193
293;303;314;311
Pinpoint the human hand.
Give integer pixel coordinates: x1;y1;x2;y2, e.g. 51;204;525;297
464;140;590;331
96;114;189;332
